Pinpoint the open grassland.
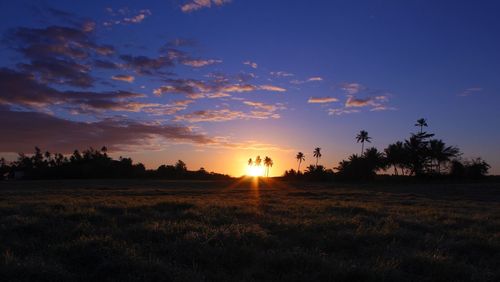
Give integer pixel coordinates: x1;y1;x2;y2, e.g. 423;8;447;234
0;178;499;281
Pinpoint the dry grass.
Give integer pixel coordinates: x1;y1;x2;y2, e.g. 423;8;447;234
0;178;499;281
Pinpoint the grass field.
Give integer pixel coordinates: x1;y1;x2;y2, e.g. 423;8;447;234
0;178;499;281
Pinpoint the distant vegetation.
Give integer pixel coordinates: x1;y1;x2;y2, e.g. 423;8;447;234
283;118;490;181
0;118;491;181
0;147;229;180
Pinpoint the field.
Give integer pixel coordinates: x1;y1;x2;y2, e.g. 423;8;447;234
0;178;499;281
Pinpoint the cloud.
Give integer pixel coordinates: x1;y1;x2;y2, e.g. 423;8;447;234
459;87;483;97
5;25;116;88
308;97;338;103
0;68;146;113
327;108;361;116
290;76;323;84
143;100;194;115
243;61;258;69
94;59;120;69
0;108;214;153
153;77;286;98
344;95;389;108
345;96;378;107
175;108;280;123
119;54;174;74
270;71;294;77
181;0;231;13
182;59;222;67
243;101;285;112
123;9;151;24
111;74;135;83
307;76;323;81
341;83;364;95
104;8;152;26
259;85;286;92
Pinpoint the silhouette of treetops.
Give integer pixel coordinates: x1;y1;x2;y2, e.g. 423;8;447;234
283;119;491;181
1;147;229;180
246;155;274;177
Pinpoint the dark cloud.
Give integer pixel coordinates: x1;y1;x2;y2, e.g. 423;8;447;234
5;25;114;88
119;54;174;75
0;68;144;112
0;108;214;153
19;59;93;88
94;59;120;69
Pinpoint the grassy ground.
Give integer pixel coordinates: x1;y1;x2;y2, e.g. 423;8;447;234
0;178;499;281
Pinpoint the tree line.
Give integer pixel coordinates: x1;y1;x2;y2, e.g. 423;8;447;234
284;118;491;180
0;147;229;180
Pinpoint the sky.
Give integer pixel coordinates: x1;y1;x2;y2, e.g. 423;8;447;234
0;0;499;176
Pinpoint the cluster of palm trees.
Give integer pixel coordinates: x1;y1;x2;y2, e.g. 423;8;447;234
288;118;489;179
247;155;274;177
339;119;463;176
295;147;323;173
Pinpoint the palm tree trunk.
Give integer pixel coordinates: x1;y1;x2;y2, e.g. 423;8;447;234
361;142;364;155
298;160;301;172
315;158;318;167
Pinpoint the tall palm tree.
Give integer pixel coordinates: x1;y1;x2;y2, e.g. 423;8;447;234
415;118;428;133
296;152;305;172
248;158;253;166
264;156;273;177
356;130;372;155
313;147;322;167
255;155;262;167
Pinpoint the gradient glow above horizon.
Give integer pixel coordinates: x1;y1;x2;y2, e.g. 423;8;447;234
0;0;499;176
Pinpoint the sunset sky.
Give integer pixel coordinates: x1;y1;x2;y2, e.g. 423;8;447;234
1;0;499;176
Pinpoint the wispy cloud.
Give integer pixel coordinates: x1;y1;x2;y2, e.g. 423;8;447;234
181;0;232;13
243;61;258;69
111;74;135;83
327;108;360;116
341;82;364;95
290;76;323;84
104;8;152;26
308;97;338;104
270;71;294;77
459;87;483;97
182;59;222;67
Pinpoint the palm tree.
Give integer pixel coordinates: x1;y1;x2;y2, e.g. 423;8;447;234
248;158;253;166
264;156;273;177
313;147;322;167
415;118;428;133
356;130;372;155
255;155;262;167
296;152;305;172
428;139;460;173
384;141;405;175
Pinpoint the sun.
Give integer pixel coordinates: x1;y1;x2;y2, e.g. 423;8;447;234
246;165;265;177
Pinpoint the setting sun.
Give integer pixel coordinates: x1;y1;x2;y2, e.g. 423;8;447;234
246;165;265;177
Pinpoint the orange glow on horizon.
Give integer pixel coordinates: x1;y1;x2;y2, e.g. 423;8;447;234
246;165;265;177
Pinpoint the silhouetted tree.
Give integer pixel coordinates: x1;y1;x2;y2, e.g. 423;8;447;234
428;139;460;173
313;147;322;167
404;132;434;176
415;118;428;134
255;155;262;167
264;156;273;177
384;141;406;175
356;130;372;155
296;152;305;172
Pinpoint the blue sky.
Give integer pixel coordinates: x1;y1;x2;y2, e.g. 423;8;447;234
0;0;499;175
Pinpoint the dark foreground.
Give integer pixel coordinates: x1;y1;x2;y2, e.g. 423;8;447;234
0;178;499;281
